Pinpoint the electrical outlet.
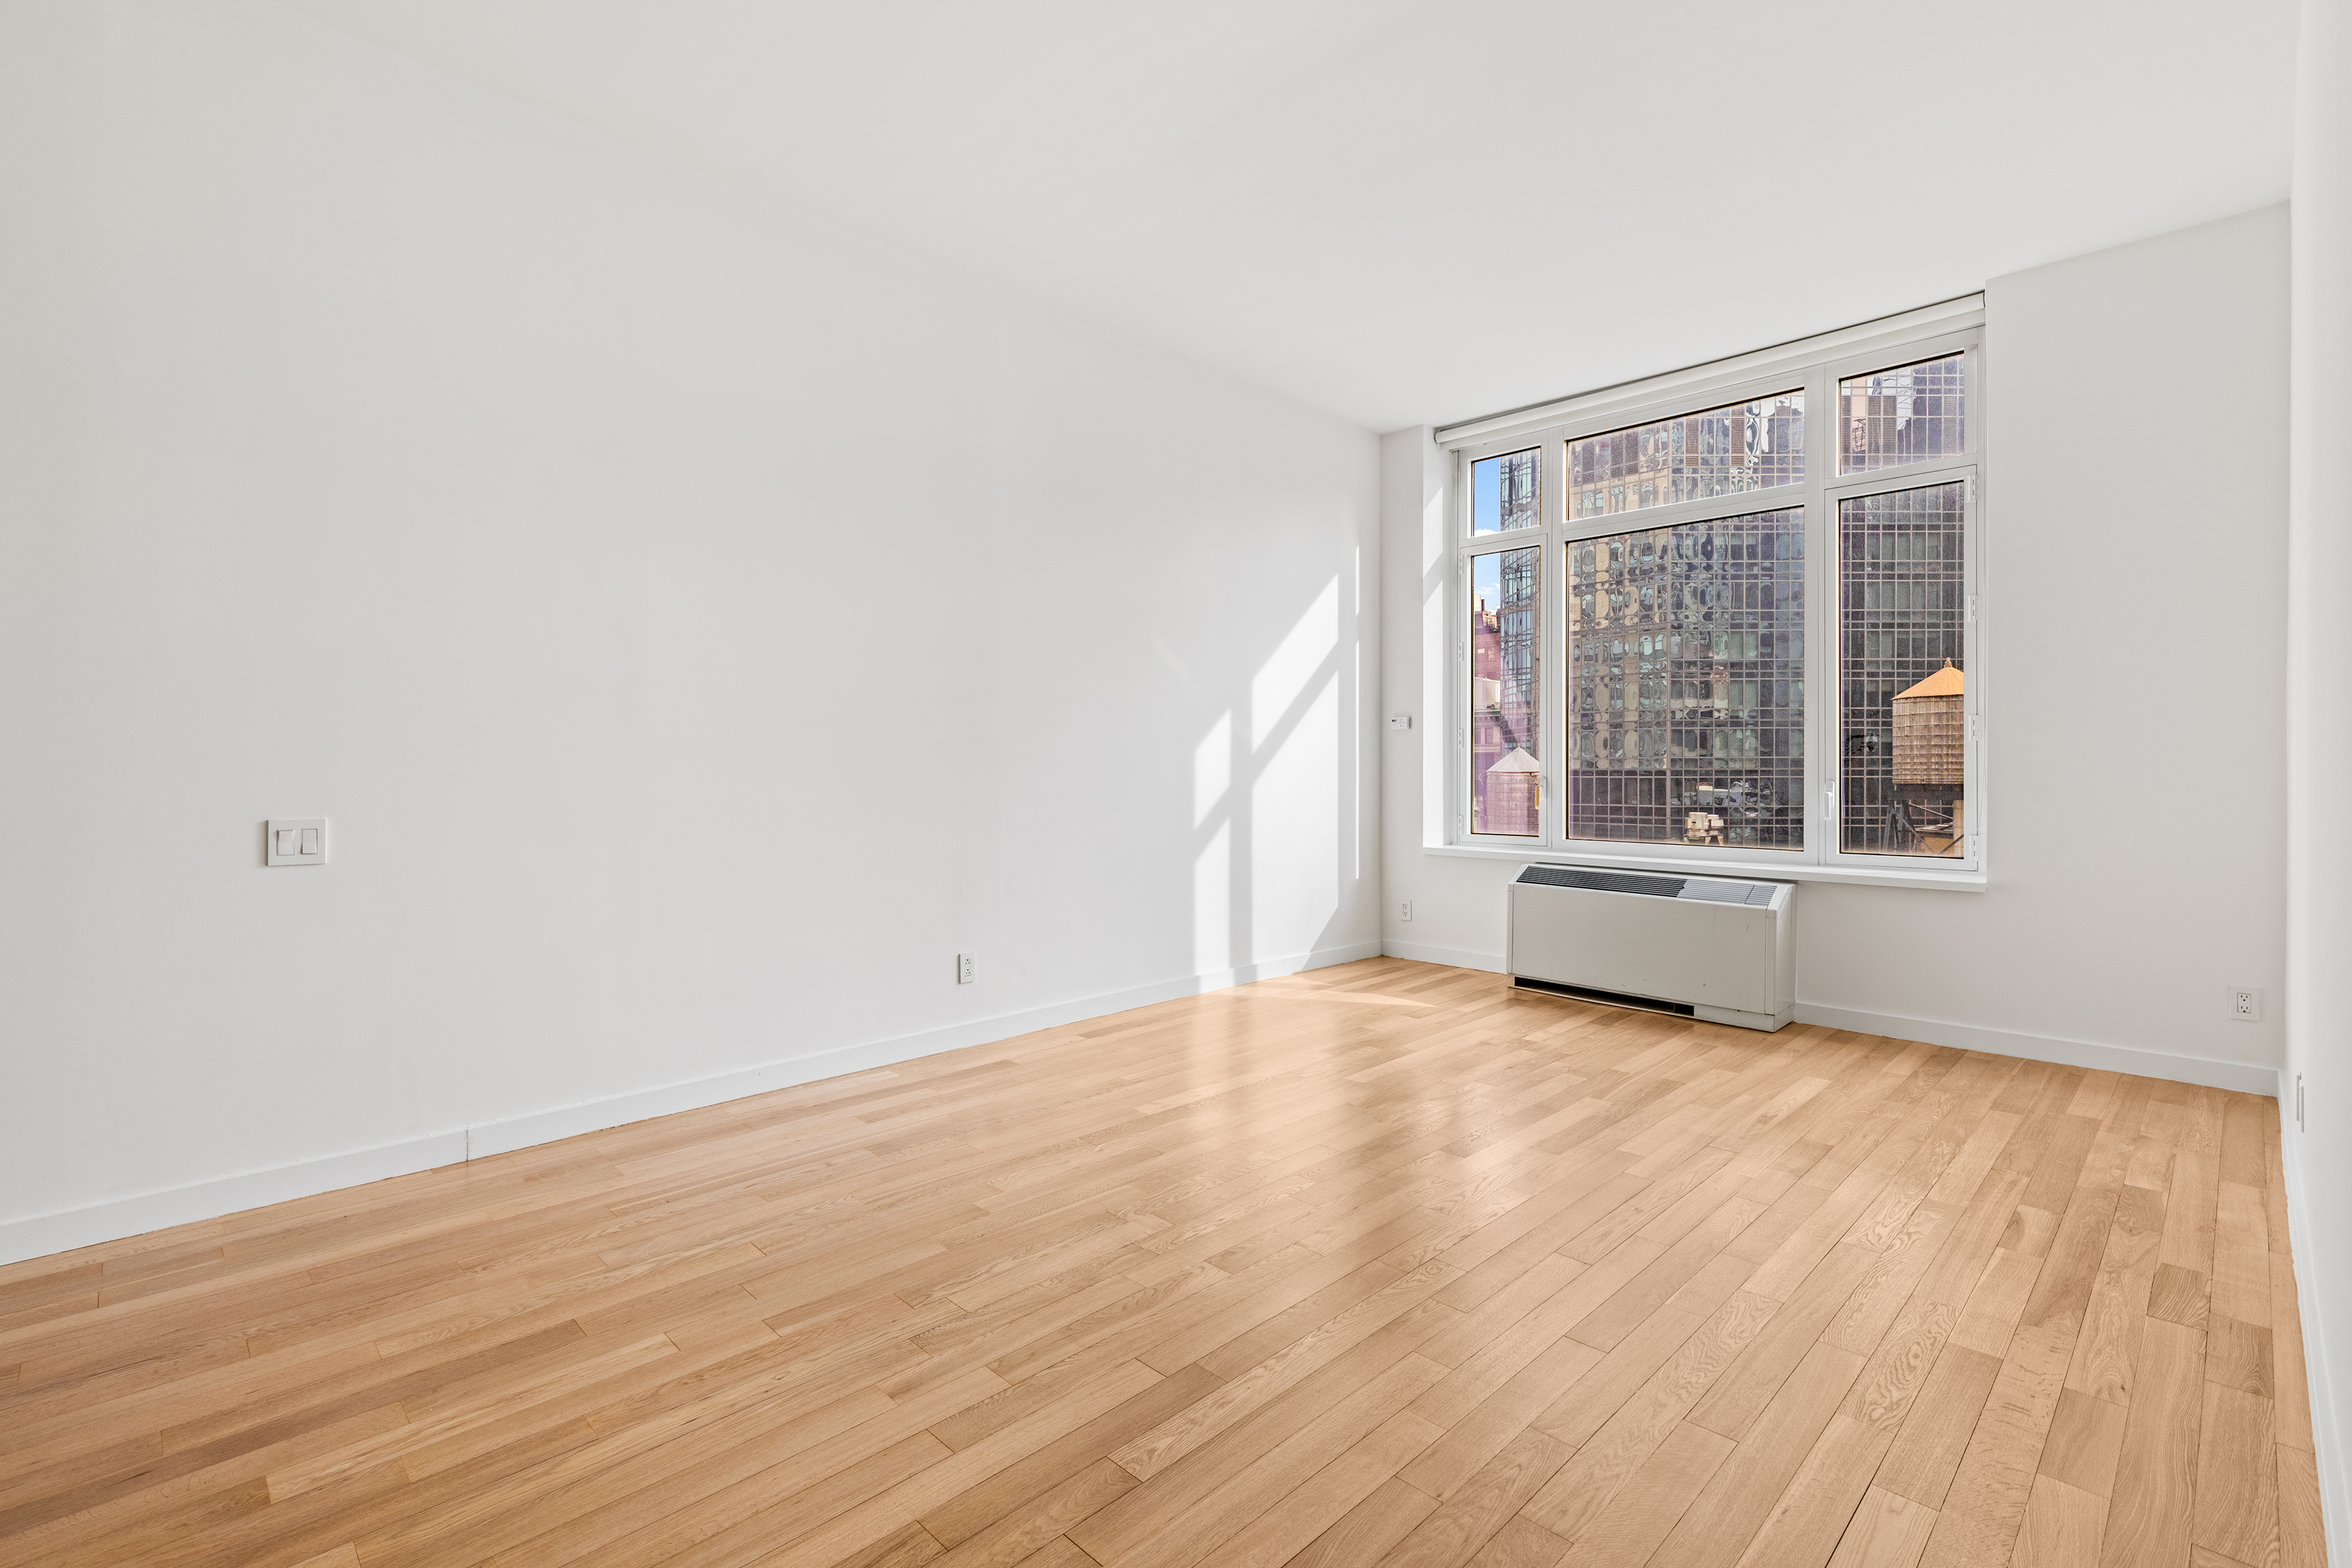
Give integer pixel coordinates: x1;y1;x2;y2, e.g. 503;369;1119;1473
2229;986;2262;1022
957;953;976;985
1399;900;1412;922
2296;1073;2306;1133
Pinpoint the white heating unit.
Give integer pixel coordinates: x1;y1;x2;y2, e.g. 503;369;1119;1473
1507;865;1796;1032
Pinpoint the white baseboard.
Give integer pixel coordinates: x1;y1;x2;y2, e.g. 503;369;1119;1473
1378;947;2280;1097
2275;1093;2352;1566
0;1133;473;1271
1381;940;1506;973
0;938;1383;1269
1791;1003;2281;1096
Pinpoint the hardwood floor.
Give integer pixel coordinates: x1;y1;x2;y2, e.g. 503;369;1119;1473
0;957;2325;1568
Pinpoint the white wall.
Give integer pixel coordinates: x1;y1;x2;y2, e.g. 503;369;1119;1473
1383;207;2289;1091
2286;0;2352;1546
0;0;1380;1262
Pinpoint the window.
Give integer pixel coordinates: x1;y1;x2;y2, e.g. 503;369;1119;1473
1839;355;1965;473
1567;390;1804;517
1568;509;1806;850
1472;447;1541;533
1470;547;1541;834
1839;482;1966;855
1444;305;1980;876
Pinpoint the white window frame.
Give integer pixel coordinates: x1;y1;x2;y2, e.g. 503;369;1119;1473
1436;300;1987;890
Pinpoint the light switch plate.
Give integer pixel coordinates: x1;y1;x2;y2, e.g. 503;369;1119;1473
268;817;327;866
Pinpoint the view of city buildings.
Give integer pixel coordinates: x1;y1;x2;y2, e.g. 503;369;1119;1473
1839;354;1965;471
1470;546;1540;835
1839;481;1967;854
1568;391;1803;518
1566;508;1807;849
1472;446;1540;533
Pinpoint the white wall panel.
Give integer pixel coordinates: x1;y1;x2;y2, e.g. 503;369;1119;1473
0;0;1380;1252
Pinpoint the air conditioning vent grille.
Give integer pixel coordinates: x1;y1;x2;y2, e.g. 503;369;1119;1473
1513;866;1783;906
1514;866;1686;898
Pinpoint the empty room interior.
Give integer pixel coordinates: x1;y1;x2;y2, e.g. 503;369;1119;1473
6;2;2352;1566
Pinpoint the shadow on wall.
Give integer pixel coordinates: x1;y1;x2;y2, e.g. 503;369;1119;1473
1190;563;1365;987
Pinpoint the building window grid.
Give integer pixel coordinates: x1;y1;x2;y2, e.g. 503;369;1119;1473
1839;354;1966;474
1568;509;1806;849
1568;392;1805;519
1838;483;1967;855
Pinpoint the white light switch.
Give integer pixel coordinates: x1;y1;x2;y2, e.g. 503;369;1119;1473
268;817;327;866
1388;715;1413;730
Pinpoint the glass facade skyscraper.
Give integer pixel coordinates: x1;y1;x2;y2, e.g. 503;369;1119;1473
1839;481;1967;854
1567;508;1806;849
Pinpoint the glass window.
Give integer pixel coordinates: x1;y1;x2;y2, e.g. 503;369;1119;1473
1472;447;1541;533
1568;508;1805;849
1839;482;1966;855
1471;547;1541;836
1567;391;1803;519
1838;354;1965;473
1450;320;1976;871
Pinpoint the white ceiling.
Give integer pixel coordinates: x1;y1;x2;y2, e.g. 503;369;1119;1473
283;0;2297;431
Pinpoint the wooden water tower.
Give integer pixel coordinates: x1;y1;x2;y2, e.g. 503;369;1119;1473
1891;660;1964;852
1892;660;1964;785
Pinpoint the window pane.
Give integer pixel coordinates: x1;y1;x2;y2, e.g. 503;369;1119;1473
1471;547;1540;836
1567;392;1803;519
1568;509;1804;849
1472;447;1541;534
1838;354;1965;473
1839;482;1966;856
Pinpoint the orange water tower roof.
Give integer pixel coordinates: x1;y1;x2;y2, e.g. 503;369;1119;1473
1894;660;1965;701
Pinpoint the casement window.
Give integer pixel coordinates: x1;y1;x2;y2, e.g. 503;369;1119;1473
1442;301;1982;881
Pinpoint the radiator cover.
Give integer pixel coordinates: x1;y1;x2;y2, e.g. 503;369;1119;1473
1506;865;1795;1032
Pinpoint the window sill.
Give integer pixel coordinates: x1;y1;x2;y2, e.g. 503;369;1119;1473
1421;841;1987;892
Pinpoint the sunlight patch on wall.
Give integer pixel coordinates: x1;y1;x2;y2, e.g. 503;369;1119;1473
1194;710;1231;827
1251;577;1337;748
1193;819;1231;975
1253;678;1339;951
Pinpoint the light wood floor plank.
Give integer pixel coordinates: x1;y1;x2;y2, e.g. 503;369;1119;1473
0;958;2319;1568
1828;1485;1938;1568
2099;1316;2207;1568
